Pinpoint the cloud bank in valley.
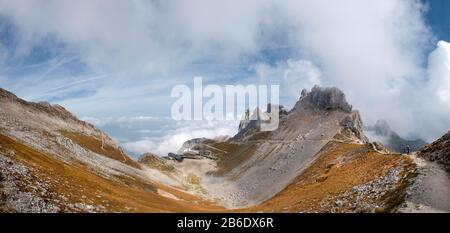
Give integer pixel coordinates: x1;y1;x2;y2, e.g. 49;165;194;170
123;120;239;156
0;0;449;156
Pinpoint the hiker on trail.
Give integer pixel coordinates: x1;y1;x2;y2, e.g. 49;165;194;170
405;145;410;155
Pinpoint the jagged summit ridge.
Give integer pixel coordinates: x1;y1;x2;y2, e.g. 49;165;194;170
234;86;358;142
297;85;352;113
234;104;287;140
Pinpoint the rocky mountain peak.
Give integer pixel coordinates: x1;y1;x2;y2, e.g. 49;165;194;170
370;119;392;136
235;104;288;139
234;86;359;142
296;85;352;113
365;119;427;153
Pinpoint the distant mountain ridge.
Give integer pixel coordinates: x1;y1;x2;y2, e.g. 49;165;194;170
365;119;427;153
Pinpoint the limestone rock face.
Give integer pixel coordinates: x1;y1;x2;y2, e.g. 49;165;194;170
340;111;369;143
235;110;262;141
296;85;352;113
235;104;285;141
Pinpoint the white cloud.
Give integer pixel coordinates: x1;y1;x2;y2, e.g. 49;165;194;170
428;41;450;105
81;115;164;127
123;120;238;156
416;40;450;140
283;60;322;96
255;59;322;100
353;40;450;142
1;0;449;144
123;140;158;157
0;0;271;73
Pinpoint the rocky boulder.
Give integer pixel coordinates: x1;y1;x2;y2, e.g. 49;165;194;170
138;153;175;172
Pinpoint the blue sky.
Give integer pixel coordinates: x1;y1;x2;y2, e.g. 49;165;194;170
1;0;450;157
425;0;450;42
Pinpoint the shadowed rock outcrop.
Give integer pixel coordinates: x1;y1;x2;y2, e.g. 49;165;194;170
418;131;450;172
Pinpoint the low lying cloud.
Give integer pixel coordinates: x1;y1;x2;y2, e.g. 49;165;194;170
254;59;322;104
81;115;165;127
122;120;238;157
413;41;450;140
82;116;238;157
